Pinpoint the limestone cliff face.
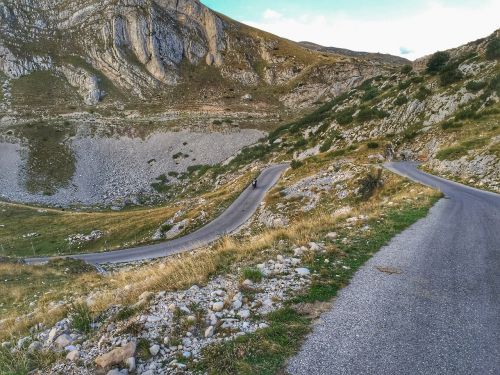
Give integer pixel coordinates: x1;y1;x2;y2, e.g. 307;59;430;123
0;0;394;110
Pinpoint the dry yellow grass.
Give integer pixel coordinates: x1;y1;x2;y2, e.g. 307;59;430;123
0;169;438;341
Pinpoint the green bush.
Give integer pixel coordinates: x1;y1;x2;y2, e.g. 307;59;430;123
394;95;408;106
294;137;307;149
358;169;383;199
242;267;263;282
361;86;379;102
426;51;450;74
489;73;500;96
415;86;432;101
485;37;500;60
401;65;413;74
398;80;411;90
336;107;356;125
70;303;94;333
441;121;463;130
439;64;463;86
466;80;487;92
410;76;424;84
291;160;303;169
320;138;333;153
357;107;389;123
367;142;379;149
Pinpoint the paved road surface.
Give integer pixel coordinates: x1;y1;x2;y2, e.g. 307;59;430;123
288;162;500;375
25;164;289;265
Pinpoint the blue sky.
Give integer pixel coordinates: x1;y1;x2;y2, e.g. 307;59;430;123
201;0;499;60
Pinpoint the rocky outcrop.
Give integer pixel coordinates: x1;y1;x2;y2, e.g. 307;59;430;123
59;65;103;105
0;0;392;109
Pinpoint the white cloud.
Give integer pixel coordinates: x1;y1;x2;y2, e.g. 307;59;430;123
244;1;500;60
263;9;283;20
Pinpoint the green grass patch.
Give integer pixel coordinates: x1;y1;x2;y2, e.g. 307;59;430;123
242;267;264;283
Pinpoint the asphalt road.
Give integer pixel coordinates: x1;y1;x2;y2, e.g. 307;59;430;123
288;162;500;375
24;164;289;265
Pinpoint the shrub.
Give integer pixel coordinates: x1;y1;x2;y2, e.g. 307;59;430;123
291;160;303;169
485;37;500;60
410;76;424;84
401;65;413;74
361;86;379;102
136;339;152;360
336;107;356;125
415;86;432;101
426;51;450;74
439;64;463;86
212;120;222;125
294;137;307;149
398;80;411;90
394;95;408;106
357;107;389;123
441;121;463;130
489;73;500;96
320;138;333;153
242;268;263;282
367;142;379;149
358;169;383;199
70;303;94;333
466;80;487;92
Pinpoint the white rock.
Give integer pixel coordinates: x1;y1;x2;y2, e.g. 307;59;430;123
295;268;311;276
163;337;170;345
28;341;42;352
125;357;136;372
54;334;73;348
326;232;337;239
66;350;80;361
232;300;243;310
149;344;160;356
204;326;214;338
309;242;321;251
242;279;253;287
237;310;251;319
47;327;59;343
106;370;121;375
212;302;224;312
293;248;304;257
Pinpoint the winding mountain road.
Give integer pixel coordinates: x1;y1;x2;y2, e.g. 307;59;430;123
24;164;289;265
288;162;500;375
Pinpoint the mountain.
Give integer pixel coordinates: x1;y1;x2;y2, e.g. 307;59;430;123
299;41;411;66
0;0;400;117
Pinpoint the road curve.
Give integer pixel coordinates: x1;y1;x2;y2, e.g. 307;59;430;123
288;162;500;375
25;164;289;265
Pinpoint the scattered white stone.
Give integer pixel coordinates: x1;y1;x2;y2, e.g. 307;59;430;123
204;326;214;338
149;344;160;356
238;310;251;319
295;268;311;276
212;302;224;312
66;350;80;361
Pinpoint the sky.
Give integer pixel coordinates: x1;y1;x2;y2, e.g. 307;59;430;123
201;0;500;60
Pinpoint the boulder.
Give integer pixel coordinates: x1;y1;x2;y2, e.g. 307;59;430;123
66;350;80;361
27;341;42;352
212;302;224;312
95;341;137;369
295;268;311;276
204;326;214;338
54;334;73;348
149;344;160;356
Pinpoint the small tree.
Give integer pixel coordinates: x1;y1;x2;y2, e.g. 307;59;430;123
426;51;450;74
486;37;500;60
401;65;413;74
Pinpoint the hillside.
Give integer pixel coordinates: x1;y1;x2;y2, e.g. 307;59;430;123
299;41;411;66
0;0;398;119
